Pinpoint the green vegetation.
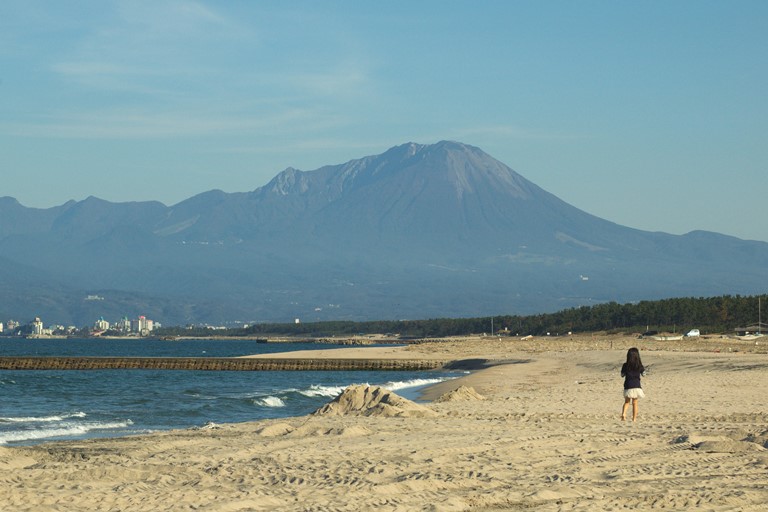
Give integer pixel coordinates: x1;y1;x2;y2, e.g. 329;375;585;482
156;294;767;338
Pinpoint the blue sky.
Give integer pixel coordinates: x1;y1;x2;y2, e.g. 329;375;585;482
1;1;766;241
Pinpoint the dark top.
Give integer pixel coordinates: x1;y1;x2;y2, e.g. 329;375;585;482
621;363;644;389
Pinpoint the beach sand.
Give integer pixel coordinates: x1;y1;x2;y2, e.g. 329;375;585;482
2;334;767;511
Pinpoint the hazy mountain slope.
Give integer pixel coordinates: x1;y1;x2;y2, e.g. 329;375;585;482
0;197;76;237
1;141;766;326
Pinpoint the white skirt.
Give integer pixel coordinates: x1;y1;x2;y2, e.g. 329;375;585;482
624;388;645;399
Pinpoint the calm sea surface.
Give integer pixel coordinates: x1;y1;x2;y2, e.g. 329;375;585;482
0;338;459;446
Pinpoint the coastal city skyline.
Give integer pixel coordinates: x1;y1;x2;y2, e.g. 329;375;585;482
2;2;767;242
0;313;159;337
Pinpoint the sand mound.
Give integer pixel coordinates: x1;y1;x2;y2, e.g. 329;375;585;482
256;422;295;437
288;424;374;437
328;425;373;437
0;447;36;470
434;385;486;402
695;440;764;453
313;385;436;418
309;425;374;437
674;432;766;453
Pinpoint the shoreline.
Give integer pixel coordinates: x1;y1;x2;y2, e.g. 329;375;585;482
3;333;768;510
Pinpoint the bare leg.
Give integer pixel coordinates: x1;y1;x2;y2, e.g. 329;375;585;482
632;399;639;422
621;397;630;420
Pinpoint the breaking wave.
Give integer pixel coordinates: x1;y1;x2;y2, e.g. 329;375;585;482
0;419;134;445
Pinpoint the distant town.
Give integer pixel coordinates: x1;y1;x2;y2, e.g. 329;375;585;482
0;315;160;338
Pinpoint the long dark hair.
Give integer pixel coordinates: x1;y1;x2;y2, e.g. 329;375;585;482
625;347;644;372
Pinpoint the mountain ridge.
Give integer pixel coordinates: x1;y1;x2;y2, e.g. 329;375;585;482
1;141;766;326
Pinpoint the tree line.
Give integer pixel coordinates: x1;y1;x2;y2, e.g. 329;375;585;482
157;294;767;339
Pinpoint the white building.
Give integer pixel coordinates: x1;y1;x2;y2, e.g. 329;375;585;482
131;315;155;335
94;317;110;332
31;317;44;336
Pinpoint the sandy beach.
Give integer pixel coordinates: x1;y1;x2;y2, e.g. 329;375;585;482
2;334;767;511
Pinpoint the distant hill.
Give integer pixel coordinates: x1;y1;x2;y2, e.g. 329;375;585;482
1;141;767;327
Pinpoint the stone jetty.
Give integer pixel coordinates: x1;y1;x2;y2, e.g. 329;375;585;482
0;357;447;371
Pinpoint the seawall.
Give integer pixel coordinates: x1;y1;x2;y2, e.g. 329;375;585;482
0;357;448;371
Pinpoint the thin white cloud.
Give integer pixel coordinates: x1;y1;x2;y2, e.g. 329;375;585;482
47;1;254;91
35;0;376;136
281;61;374;98
0;104;348;140
208;138;388;157
444;125;592;142
112;0;239;40
52;62;142;77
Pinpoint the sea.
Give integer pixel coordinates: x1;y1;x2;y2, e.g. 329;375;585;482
0;338;460;446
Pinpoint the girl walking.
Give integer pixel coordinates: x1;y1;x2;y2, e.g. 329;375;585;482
621;347;645;422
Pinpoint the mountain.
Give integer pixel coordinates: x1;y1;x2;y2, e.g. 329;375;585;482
1;141;767;327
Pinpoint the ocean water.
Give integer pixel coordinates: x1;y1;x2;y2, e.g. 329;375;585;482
0;338;459;446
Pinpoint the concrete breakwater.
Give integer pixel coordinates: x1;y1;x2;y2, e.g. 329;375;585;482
0;357;448;371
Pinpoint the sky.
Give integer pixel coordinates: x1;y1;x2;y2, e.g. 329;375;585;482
1;1;766;241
